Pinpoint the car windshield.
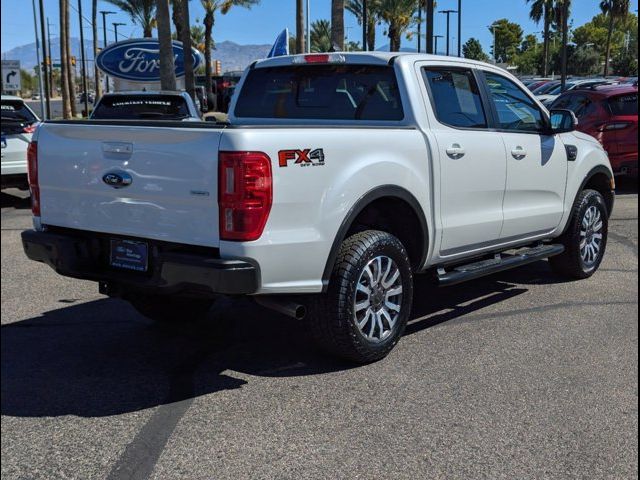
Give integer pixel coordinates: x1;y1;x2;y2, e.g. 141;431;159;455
91;95;191;120
532;82;559;95
1;100;38;123
234;65;404;121
608;93;638;115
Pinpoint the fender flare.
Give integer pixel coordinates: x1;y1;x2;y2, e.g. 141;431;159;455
321;185;430;291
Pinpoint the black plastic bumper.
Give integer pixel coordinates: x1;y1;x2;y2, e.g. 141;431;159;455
21;229;259;296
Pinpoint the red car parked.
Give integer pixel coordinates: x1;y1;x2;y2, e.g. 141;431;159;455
551;84;638;177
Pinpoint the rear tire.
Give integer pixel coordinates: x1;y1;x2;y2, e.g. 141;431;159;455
309;230;414;363
129;295;215;323
550;189;609;279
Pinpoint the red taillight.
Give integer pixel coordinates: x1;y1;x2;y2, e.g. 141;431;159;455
292;53;346;64
23;124;37;134
27;141;40;216
218;151;272;241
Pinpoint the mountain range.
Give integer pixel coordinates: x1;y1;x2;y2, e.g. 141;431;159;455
1;38;272;73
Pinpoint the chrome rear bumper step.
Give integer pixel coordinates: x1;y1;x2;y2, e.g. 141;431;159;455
437;244;565;287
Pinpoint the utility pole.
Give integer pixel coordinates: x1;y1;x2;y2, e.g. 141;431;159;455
457;0;462;57
434;35;443;55
47;18;53;98
362;0;368;51
440;10;456;56
306;0;310;53
489;23;498;63
37;0;50;118
99;11;115;92
426;0;434;54
417;3;422;53
78;0;89;116
113;22;126;42
560;0;568;91
31;0;45;116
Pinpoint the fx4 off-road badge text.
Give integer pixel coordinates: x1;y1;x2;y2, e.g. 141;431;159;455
278;149;325;167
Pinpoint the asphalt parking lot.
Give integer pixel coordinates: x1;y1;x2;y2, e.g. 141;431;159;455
1;183;638;480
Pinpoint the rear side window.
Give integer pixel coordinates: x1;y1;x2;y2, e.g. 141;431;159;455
422;68;487;128
608;94;638;115
1;100;38;123
91;95;190;120
552;94;595;119
234;65;404;121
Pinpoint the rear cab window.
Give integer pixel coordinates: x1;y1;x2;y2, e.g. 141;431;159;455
91;95;191;120
234;65;404;121
608;93;638;116
1;100;38;124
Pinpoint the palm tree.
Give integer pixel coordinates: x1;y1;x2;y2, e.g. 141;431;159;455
92;0;102;99
200;1;259;109
156;0;177;89
105;0;156;37
311;19;332;52
527;0;554;76
600;0;630;77
64;0;77;116
296;0;305;53
346;0;381;51
378;0;417;51
59;0;71;118
331;0;345;50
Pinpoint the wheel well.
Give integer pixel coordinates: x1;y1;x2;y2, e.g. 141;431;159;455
584;172;614;216
345;196;426;270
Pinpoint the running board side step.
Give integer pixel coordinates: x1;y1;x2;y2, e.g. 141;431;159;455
437;244;565;287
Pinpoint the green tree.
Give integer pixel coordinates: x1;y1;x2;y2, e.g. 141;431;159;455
600;0;631;76
462;38;489;62
105;0;156;37
521;34;539;52
346;0;381;51
20;69;34;92
526;0;555;77
378;0;418;51
489;19;523;63
311;19;332;52
612;50;638;75
568;45;601;76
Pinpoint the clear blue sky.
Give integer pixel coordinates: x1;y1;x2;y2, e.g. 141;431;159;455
1;0;638;55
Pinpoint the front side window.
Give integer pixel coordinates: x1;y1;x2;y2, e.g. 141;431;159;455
553;94;595;119
484;72;546;133
422;68;487;129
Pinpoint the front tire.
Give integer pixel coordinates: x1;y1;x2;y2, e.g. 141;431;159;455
550;189;609;279
309;230;414;363
128;295;215;323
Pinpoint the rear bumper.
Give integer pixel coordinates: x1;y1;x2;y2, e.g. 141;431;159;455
21;229;259;296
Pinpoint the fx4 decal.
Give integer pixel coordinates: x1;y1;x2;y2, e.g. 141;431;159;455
278;149;325;167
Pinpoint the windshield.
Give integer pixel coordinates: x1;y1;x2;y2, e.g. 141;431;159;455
608;93;638;115
1;100;38;123
91;95;191;120
532;82;559;95
234;65;404;121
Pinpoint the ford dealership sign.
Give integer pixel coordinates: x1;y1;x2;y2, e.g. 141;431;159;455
96;39;203;82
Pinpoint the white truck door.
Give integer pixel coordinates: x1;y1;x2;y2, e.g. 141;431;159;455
482;72;568;239
421;67;507;256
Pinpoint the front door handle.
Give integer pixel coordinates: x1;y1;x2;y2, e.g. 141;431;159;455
446;144;466;159
511;146;527;159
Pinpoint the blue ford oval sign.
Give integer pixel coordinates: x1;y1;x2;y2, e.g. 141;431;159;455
96;38;203;82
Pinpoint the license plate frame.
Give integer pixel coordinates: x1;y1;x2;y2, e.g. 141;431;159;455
109;239;149;272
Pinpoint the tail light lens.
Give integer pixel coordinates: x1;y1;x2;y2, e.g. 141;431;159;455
27;141;40;216
218;151;272;241
23;124;37;134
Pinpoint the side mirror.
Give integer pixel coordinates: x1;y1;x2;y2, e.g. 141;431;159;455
549;109;578;134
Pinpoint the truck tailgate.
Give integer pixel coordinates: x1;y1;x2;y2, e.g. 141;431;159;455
37;123;222;247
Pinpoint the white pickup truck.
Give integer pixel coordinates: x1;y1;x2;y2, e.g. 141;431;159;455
22;53;615;363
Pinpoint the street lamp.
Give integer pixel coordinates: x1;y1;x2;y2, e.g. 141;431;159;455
457;0;462;57
434;35;444;55
489;22;500;64
99;11;115;92
439;9;457;56
113;22;126;42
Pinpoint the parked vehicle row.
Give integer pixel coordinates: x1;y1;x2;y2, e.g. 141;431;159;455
1;95;40;190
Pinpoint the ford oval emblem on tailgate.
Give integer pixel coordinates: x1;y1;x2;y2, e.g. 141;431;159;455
102;171;133;189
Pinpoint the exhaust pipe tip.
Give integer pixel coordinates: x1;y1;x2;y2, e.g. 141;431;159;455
255;296;307;320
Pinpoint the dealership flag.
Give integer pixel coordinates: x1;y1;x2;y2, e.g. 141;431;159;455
267;29;289;58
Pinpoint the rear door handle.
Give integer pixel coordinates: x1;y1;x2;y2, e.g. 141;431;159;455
446;144;466;159
511;146;527;159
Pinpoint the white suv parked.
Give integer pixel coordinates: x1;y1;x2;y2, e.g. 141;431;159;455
22;53;615;363
1;95;40;189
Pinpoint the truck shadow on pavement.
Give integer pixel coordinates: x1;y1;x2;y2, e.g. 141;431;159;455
2;261;562;419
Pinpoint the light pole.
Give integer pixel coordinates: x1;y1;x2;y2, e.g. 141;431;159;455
31;0;45;115
457;0;462;57
113;22;126;42
417;3;422;53
100;11;115;92
434;35;444;55
362;0;368;51
426;0;435;54
489;23;499;64
77;0;89;116
306;0;310;53
439;9;457;56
